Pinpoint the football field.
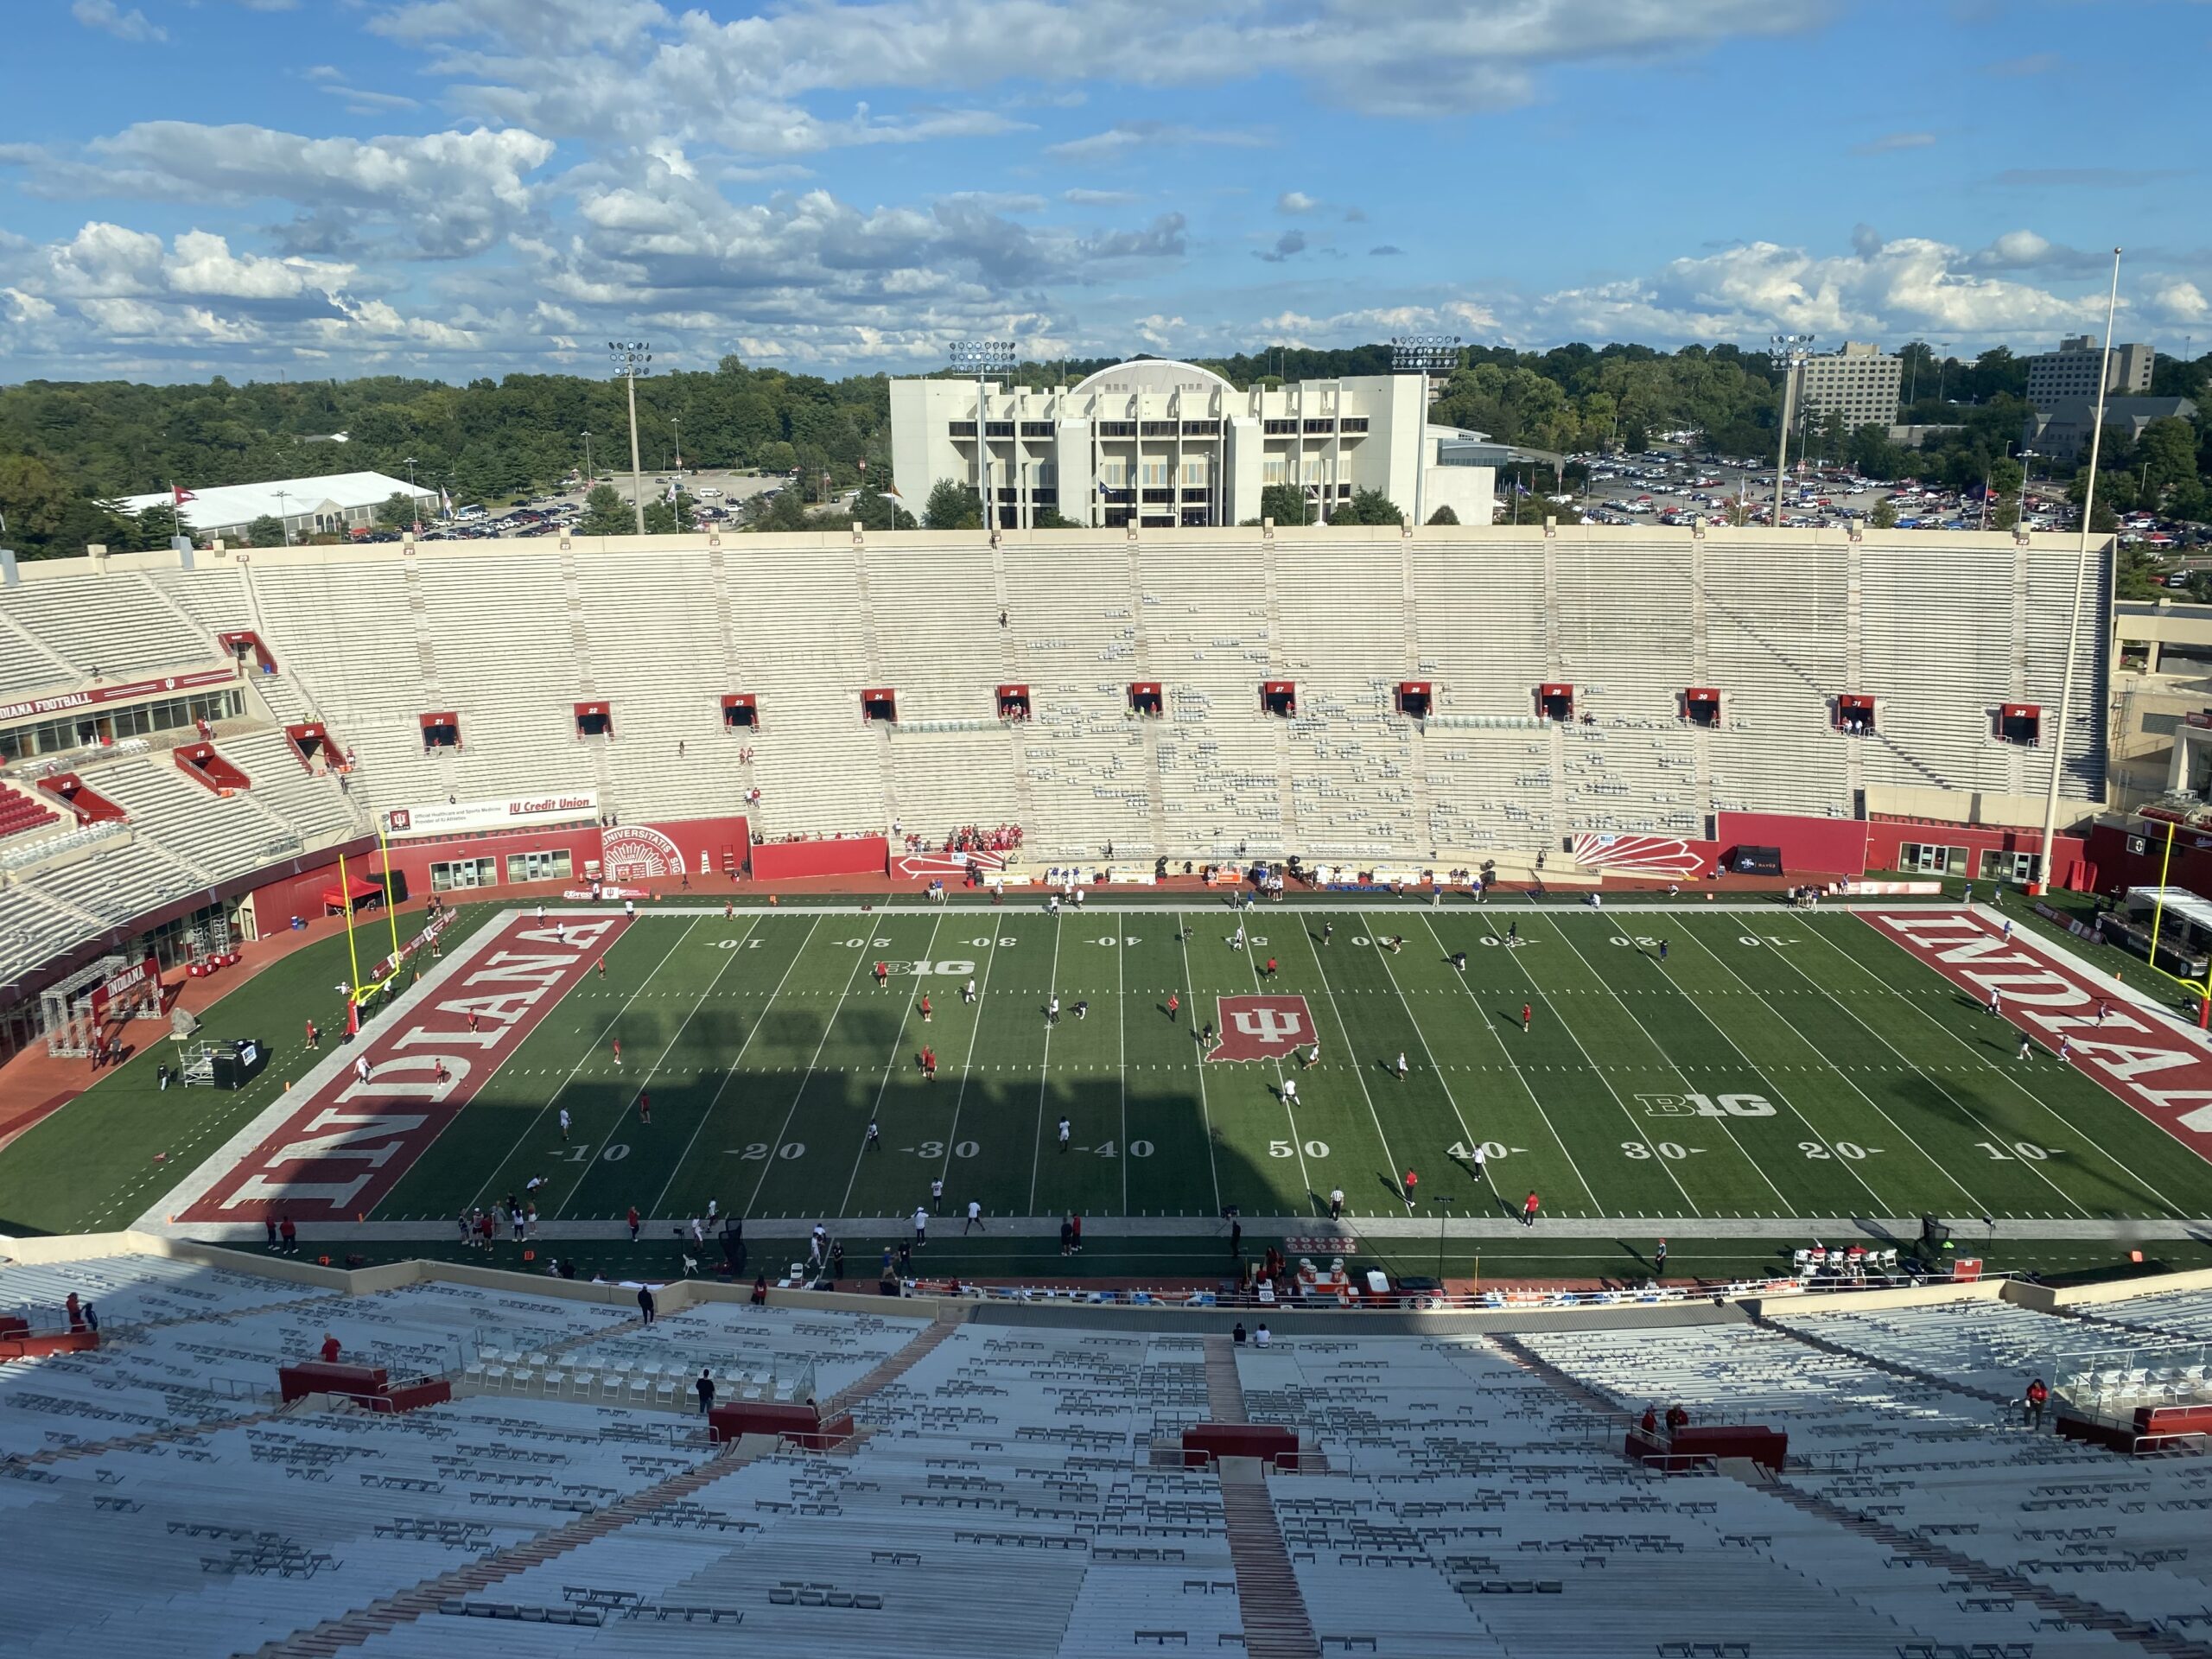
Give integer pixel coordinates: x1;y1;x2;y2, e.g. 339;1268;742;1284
340;900;2212;1230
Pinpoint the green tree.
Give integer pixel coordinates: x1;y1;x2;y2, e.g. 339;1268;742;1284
758;485;814;531
374;492;417;529
1985;458;2024;531
1259;483;1313;526
922;479;983;531
1867;495;1898;529
1425;504;1459;525
1334;487;1403;526
244;514;287;547
849;486;917;531
2116;547;2166;600
113;500;183;550
1031;505;1077;529
2136;417;2198;498
0;454;120;559
579;484;633;536
642;487;696;535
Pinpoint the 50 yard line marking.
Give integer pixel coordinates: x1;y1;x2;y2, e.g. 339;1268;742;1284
1116;926;1128;1217
1231;911;1310;1200
1174;911;1226;1217
460;916;696;1215
645;914;822;1220
1025;912;1068;1217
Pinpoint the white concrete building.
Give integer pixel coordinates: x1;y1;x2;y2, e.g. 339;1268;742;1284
888;358;1494;530
1792;341;1903;432
116;471;440;544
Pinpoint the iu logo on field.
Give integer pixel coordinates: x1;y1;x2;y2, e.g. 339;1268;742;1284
1210;995;1313;1061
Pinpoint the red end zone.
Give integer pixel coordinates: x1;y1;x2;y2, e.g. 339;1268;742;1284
1866;908;2212;1162
177;913;629;1221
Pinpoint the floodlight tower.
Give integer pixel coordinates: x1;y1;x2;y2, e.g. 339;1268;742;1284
1392;334;1461;529
2035;249;2122;896
950;340;1017;527
1768;334;1816;526
609;340;652;534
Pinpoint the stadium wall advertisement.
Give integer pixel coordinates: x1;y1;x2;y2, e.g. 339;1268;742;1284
175;912;629;1221
1867;907;2212;1158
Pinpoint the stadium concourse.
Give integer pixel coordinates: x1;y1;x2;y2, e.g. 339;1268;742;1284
3;1237;2212;1657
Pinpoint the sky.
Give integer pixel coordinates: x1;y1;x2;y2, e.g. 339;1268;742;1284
0;0;2206;384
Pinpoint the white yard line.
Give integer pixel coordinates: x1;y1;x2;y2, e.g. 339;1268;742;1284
1174;912;1226;1217
837;912;947;1216
645;914;822;1219
742;931;880;1218
936;929;1006;1211
1025;915;1067;1215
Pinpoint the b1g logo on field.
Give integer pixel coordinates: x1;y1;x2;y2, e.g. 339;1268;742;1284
1638;1092;1775;1118
1210;995;1313;1061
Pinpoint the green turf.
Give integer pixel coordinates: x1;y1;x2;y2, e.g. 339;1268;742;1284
0;904;501;1235
366;902;2212;1227
13;899;2212;1250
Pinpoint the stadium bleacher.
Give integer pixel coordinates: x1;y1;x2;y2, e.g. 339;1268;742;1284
3;1244;2209;1656
0;524;2116;1001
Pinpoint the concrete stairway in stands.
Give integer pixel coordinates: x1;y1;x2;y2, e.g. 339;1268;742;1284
1205;1332;1319;1659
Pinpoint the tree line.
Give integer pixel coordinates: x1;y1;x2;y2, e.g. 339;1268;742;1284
2;342;2207;558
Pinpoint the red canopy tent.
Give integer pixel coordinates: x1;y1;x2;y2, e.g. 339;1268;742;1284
321;874;383;915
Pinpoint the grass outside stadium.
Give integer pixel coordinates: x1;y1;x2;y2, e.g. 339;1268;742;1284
8;879;2212;1296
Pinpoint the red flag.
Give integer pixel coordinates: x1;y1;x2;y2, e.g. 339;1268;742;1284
172;486;197;505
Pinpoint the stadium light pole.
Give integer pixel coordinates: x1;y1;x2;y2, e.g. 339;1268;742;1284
1768;335;1815;526
671;414;683;474
950;340;1016;526
272;489;293;546
2033;248;2122;898
610;340;652;535
1392;335;1460;530
404;456;419;534
582;429;593;488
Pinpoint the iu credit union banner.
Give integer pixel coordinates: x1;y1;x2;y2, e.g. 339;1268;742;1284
383;791;598;839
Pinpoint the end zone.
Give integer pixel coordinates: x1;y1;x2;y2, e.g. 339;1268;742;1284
149;912;629;1228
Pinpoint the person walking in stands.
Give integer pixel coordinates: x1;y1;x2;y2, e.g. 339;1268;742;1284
1329;1186;1344;1220
1166;991;1180;1023
690;1367;715;1415
637;1282;658;1325
320;1332;341;1363
627;1205;640;1243
1521;1190;1541;1228
750;1274;768;1306
1058;1116;1072;1152
1232;1322;1248;1345
279;1216;297;1253
559;1108;571;1141
1665;1402;1689;1435
913;1205;929;1248
1521;1001;1533;1034
2023;1376;2050;1428
965;1199;984;1234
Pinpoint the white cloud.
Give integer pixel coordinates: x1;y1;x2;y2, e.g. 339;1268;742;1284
1277;190;1321;214
2147;279;2210;326
72;0;165;42
1851;130;1936;155
1046;123;1268;162
1063;188;1140;206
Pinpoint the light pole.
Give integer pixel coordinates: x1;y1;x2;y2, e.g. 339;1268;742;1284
2034;248;2123;896
950;340;1016;528
2016;447;2036;529
1392;334;1461;530
671;415;683;474
582;429;593;489
404;455;419;533
609;340;652;535
1768;334;1815;526
272;489;293;546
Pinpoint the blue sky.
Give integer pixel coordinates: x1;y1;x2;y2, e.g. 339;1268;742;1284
0;0;2205;381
